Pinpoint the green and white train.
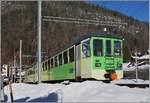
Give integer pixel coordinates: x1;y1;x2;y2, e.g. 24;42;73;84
25;33;123;82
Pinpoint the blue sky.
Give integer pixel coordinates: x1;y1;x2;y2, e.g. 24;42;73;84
87;1;149;22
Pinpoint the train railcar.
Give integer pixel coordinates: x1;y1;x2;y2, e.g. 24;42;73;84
25;33;123;82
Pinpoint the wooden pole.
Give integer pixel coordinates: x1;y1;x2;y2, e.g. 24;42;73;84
19;40;22;83
8;80;14;102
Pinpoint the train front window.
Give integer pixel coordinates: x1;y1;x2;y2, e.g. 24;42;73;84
106;40;112;56
93;39;103;56
82;39;90;58
114;41;121;56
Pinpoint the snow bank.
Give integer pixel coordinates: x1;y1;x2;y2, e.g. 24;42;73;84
61;81;150;102
4;83;64;102
123;63;149;71
5;81;150;102
4;81;150;102
111;79;150;84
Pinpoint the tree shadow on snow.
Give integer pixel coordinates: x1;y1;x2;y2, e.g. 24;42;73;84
14;92;58;102
1;94;8;102
14;97;30;102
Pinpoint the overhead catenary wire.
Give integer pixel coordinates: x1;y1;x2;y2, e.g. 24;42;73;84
43;16;127;27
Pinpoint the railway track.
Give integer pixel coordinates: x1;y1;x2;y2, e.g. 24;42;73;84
116;84;149;88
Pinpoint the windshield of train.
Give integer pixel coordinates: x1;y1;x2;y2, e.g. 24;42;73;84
93;39;103;56
114;41;122;56
82;39;91;58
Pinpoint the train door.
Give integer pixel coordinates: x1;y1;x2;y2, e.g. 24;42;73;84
105;39;115;70
80;38;91;79
75;44;81;80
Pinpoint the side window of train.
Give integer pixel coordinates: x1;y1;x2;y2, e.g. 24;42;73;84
48;59;50;70
54;56;58;67
69;47;74;62
93;39;103;56
114;41;121;56
63;51;68;64
106;40;112;56
82;39;90;58
45;62;47;70
51;58;53;68
59;53;62;66
42;63;44;71
43;62;45;71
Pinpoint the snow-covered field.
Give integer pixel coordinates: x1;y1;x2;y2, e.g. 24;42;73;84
3;80;150;102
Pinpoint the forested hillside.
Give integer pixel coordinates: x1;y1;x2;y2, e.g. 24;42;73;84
1;1;149;65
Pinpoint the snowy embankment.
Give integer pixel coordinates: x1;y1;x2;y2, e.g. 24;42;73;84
123;63;149;71
4;81;150;102
111;79;149;84
123;54;149;71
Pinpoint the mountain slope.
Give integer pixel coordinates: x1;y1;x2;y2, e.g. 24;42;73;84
1;1;149;64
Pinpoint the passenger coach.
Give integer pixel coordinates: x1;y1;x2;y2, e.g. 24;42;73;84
25;33;123;82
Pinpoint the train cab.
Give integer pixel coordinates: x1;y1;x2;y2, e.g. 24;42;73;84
80;34;123;80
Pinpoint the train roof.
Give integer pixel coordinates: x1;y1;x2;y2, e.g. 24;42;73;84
45;32;123;60
74;32;123;43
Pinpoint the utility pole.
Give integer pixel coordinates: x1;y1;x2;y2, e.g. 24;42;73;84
0;0;2;101
135;51;138;82
19;40;22;83
14;55;16;83
38;0;42;83
149;2;150;88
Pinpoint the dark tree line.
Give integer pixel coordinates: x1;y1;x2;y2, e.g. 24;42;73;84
1;1;149;65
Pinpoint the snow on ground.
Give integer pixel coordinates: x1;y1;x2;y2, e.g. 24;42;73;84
4;83;65;102
111;79;150;84
4;81;150;102
123;63;149;71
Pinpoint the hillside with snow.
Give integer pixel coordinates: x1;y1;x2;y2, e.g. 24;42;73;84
3;81;150;102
